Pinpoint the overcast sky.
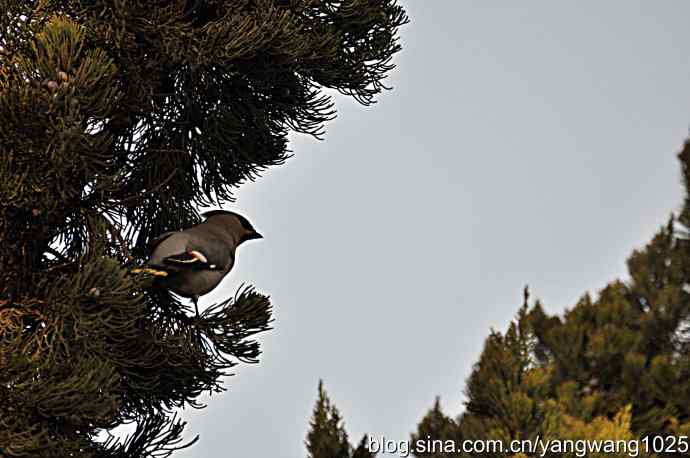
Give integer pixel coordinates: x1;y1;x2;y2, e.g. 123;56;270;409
176;2;690;457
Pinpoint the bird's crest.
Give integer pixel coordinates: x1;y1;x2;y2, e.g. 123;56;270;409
202;209;258;233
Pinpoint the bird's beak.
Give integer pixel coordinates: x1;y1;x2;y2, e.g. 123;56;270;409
250;232;263;240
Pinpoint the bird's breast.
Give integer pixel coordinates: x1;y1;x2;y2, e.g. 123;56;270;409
164;269;228;297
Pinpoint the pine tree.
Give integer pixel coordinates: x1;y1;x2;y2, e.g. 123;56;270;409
457;305;547;457
0;1;407;456
412;138;690;457
351;436;376;458
410;397;462;458
305;381;375;458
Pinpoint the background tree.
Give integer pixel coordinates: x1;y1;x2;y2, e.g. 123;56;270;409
0;1;407;456
411;139;690;457
410;397;462;458
306;381;375;458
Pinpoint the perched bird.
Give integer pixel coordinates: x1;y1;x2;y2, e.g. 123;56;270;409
139;210;262;315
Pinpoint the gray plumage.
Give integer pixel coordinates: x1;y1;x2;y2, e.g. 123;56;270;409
147;210;262;310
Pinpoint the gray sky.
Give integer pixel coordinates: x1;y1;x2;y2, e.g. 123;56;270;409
177;2;690;456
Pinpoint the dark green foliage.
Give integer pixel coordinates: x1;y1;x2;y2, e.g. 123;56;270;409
306;381;375;458
352;436;376;458
457;307;548;457
0;0;407;456
412;139;690;456
411;397;462;458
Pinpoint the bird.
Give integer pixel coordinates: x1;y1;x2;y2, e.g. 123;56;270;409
136;210;262;316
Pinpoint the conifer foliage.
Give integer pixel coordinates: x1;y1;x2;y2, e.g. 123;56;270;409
410;397;461;458
0;1;407;456
412;140;690;457
306;381;375;458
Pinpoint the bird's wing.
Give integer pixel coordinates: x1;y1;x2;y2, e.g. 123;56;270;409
163;237;231;271
163;251;208;266
148;231;178;250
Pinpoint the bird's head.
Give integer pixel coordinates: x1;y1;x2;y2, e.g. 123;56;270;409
201;210;263;245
